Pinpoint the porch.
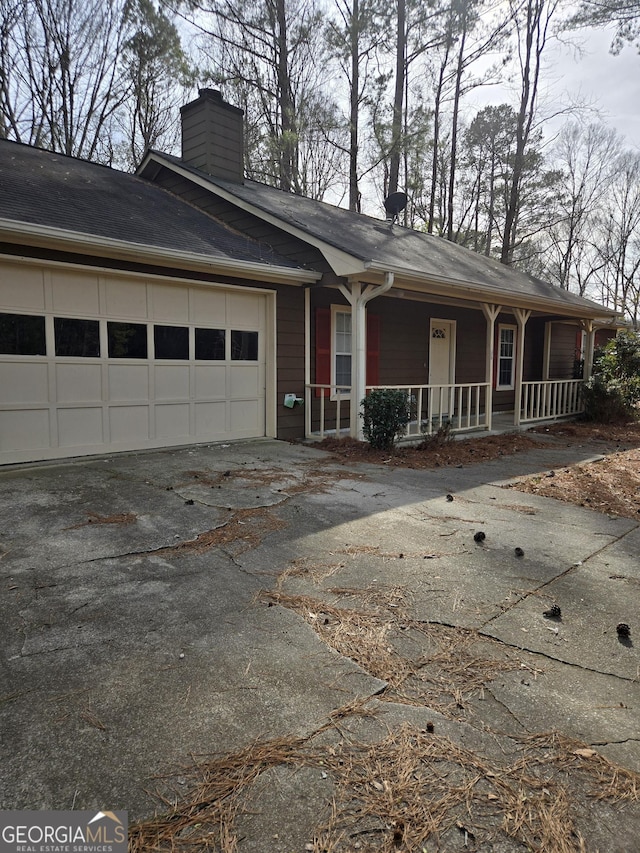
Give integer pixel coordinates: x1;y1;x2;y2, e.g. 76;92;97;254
304;378;585;441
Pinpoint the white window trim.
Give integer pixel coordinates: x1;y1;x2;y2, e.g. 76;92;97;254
330;304;352;401
496;323;517;390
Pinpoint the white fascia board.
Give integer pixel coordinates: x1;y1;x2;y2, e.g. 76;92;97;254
369;261;618;321
142;153;368;278
0;218;320;285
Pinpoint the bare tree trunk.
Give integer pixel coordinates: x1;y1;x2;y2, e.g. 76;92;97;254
349;0;360;210
500;0;554;265
387;0;405;197
446;8;467;242
428;55;448;234
275;0;295;192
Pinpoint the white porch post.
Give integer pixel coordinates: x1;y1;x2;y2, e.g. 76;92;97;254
304;285;311;438
351;281;364;437
583;320;596;379
339;273;394;439
482;304;501;431
513;308;531;427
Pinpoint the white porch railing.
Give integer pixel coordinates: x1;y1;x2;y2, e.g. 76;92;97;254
371;384;490;438
305;382;490;439
305;384;351;439
520;379;584;423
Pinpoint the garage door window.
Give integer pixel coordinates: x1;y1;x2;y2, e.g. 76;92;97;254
154;325;189;359
54;317;100;357
195;328;225;360
231;330;258;361
108;321;147;358
0;312;46;355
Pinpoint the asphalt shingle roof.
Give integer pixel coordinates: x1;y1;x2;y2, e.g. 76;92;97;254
157;152;615;317
0;140;299;270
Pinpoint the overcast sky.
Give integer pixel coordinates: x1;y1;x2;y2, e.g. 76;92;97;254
552;25;640;148
474;23;640;151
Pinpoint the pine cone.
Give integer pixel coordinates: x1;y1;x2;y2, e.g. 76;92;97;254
473;531;486;543
515;547;524;557
543;604;562;619
616;623;631;638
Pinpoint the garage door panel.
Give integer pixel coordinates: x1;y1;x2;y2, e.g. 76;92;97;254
230;399;263;434
152;284;189;323
155;404;190;438
154;365;190;400
57;407;103;446
109;365;149;400
195;401;227;436
194;364;227;398
56;364;102;403
105;279;148;318
109;405;149;442
228;292;263;327
0;264;46;311
190;288;227;324
0;409;50;451
229;364;262;399
1;269;270;463
51;271;100;315
0;362;48;403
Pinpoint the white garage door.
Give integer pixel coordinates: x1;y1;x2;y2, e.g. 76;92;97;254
0;262;271;464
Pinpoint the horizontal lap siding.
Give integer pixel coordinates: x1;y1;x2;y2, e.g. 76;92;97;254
310;292;488;389
548;322;577;379
276;287;306;440
377;297;428;385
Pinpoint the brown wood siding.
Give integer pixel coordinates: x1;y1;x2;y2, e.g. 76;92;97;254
524;317;546;380
310;291;489;389
548;322;579;379
595;328;616;348
275;286;306;440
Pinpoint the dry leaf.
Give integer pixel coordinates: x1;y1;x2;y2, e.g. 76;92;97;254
573;748;597;759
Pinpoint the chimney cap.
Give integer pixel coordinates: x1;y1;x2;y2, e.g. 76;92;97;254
180;88;243;117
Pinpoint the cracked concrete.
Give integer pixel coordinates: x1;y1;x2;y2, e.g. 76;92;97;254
1;436;639;849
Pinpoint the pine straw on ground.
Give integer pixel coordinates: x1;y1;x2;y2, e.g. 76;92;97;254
260;587;522;718
129;715;640;853
317;432;541;469
508;446;640;520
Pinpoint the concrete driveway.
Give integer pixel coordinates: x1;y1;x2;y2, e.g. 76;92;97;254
1;437;639;850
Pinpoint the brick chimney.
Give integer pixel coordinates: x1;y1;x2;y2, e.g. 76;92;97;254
180;88;244;182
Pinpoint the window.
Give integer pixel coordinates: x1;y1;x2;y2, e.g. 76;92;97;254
0;313;46;355
195;328;225;360
54;317;100;357
333;310;352;391
231;330;258;361
154;325;189;360
107;321;147;359
315;307;380;398
497;324;516;389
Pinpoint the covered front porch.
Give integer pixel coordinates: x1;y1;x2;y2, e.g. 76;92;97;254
303;281;609;442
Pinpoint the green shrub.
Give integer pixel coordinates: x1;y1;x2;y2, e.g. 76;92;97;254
360;389;411;450
581;376;632;423
583;330;640;421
